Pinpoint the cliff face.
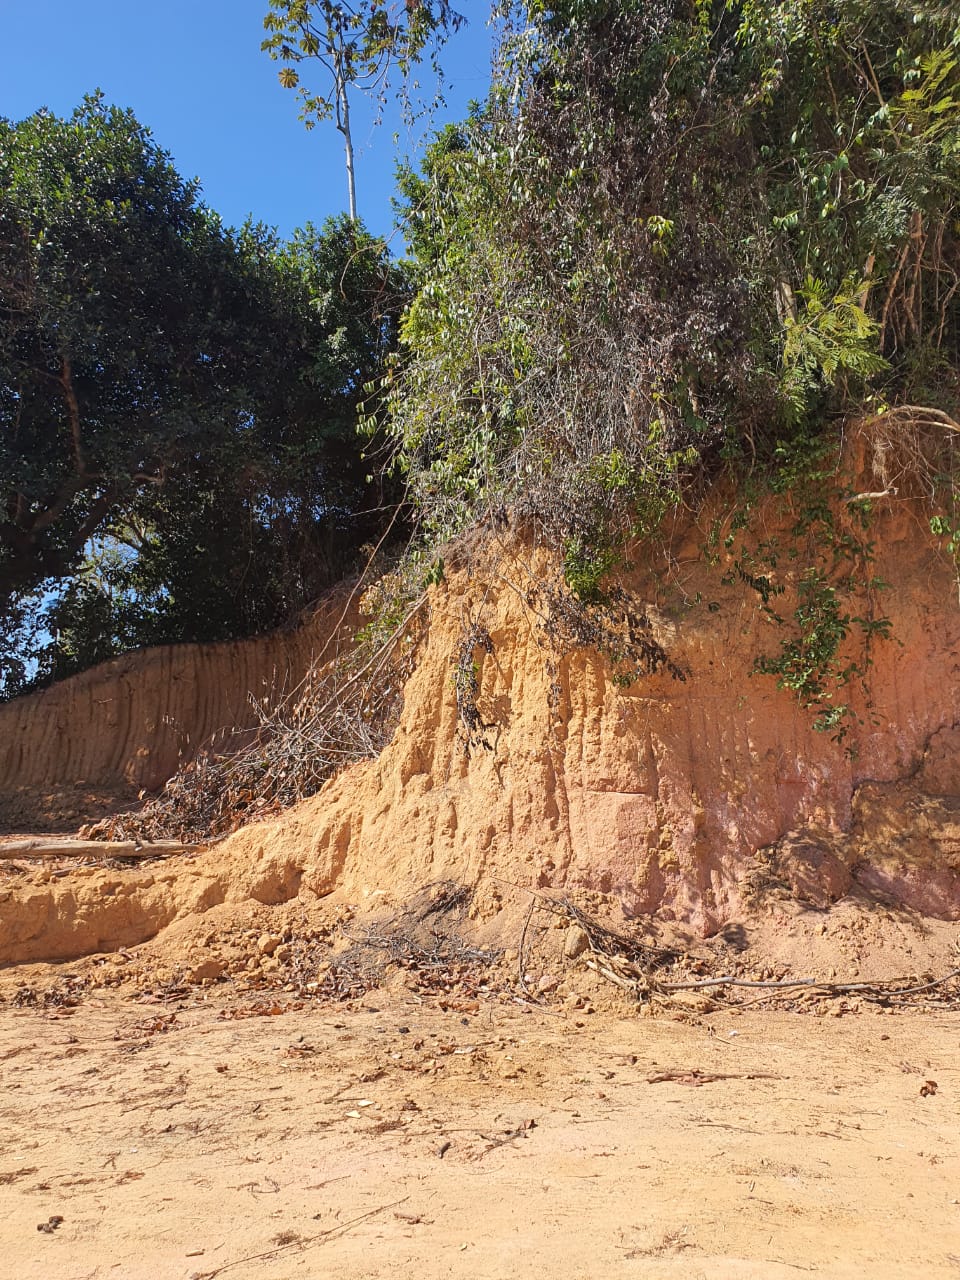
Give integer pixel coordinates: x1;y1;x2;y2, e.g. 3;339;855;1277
4;445;960;964
221;473;960;935
0;589;355;795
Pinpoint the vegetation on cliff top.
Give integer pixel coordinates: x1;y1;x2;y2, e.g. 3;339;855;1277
374;0;959;743
387;0;960;566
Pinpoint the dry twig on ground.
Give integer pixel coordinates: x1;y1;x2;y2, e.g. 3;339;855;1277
287;882;502;1003
525;893;960;1011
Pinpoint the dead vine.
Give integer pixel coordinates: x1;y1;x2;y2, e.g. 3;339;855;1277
539;583;686;686
858;406;960;502
454;621;496;753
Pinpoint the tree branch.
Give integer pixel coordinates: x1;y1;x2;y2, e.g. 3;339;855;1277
60;355;88;477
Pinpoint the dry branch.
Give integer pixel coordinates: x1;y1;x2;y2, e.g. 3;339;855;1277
84;592;427;843
527;893;960;1011
0;839;196;861
192;1198;410;1280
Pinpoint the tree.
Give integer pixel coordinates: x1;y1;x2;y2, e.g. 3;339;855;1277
0;97;409;696
262;0;466;220
1;95;281;605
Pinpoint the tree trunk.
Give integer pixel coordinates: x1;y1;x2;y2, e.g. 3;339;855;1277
334;58;357;222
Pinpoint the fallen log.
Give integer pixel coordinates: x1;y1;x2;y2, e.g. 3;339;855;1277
0;838;198;861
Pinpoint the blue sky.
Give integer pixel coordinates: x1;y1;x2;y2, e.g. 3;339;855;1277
0;0;493;245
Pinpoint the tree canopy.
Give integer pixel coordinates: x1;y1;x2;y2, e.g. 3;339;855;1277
0;95;407;696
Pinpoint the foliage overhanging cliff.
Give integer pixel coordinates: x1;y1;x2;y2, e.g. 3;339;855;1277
384;0;960;571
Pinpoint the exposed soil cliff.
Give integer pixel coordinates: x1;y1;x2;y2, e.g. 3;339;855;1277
216;492;960;935
0;587;355;801
3;437;960;966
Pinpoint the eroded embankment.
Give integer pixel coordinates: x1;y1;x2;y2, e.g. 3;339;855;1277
3;439;960;966
0;587;357;796
212;477;960;936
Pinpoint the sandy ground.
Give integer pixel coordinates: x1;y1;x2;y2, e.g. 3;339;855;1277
1;984;958;1280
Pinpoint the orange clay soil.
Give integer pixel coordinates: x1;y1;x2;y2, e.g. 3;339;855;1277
0;586;358;798
7;429;960;969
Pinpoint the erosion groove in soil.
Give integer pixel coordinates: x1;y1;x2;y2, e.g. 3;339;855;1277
0;586;357;795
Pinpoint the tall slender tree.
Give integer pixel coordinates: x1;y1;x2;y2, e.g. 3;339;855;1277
262;1;465;220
